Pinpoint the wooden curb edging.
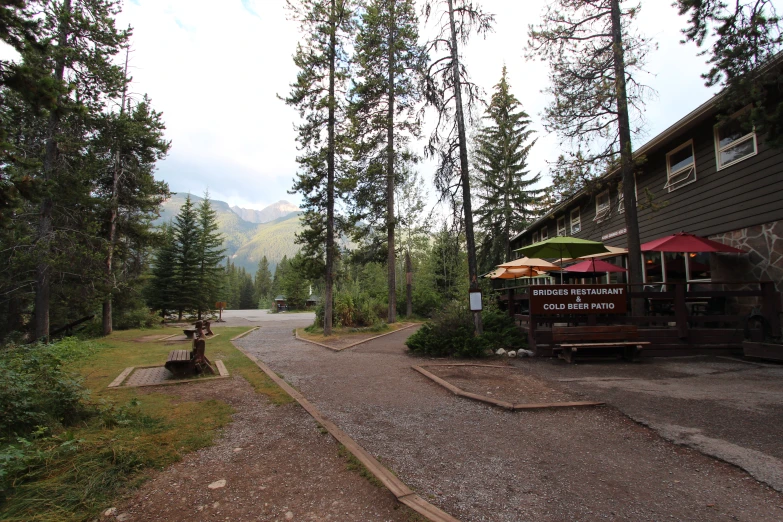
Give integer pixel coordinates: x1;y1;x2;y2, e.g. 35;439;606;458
233;344;460;522
294;323;419;352
106;361;230;389
230;326;260;341
412;365;605;411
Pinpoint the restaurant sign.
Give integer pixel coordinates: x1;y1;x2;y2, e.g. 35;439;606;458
529;284;627;315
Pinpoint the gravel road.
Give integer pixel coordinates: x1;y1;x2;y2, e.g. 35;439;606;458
237;320;783;522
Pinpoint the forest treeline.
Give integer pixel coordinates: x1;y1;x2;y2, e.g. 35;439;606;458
1;0;779;342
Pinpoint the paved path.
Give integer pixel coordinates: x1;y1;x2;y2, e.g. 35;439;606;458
237;321;783;522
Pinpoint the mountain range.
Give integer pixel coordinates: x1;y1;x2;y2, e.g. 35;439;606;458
154;194;303;274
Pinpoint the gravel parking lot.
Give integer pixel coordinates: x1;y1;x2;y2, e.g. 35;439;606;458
237;321;783;522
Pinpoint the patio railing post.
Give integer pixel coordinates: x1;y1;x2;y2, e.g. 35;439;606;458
760;281;782;337
675;283;688;339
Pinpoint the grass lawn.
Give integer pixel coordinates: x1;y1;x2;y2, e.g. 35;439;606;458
0;326;292;522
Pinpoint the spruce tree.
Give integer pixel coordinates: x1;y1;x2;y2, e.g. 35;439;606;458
284;0;355;335
146;223;178;318
33;0;130;340
347;0;425;324
255;256;273;304
473;67;541;272
172;195;200;320
194;192;226;319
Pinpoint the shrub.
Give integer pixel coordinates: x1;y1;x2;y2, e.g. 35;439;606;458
114;305;160;330
0;342;94;441
405;301;524;357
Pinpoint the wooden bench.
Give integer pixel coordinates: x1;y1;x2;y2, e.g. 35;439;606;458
165;349;193;376
552;325;649;363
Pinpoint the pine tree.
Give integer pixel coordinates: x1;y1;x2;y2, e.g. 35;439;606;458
347;0;425;324
194;192;226;319
238;271;256;309
678;0;783;145
172;195;200;320
284;0;355;335
146;223;178;317
473;67;541;272
423;0;494;334
528;0;650;314
33;0;130;340
255;256;273;304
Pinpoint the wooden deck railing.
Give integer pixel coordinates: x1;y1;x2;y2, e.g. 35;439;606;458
497;281;781;353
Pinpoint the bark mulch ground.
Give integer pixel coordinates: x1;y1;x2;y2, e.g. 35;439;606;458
108;374;421;522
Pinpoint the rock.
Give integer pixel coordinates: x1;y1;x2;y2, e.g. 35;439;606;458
103;507;118;518
208;479;226;489
285;511;294;520
518;349;535;357
507;351;517;358
116;515;131;522
496;348;507;356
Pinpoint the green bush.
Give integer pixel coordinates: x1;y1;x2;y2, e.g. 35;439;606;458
405;302;524;357
114;305;160;330
0;342;94;442
313;290;386;329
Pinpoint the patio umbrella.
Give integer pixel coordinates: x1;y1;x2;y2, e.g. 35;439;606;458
515;236;610;283
485;267;543;280
564;258;627;284
641;232;746;253
564;258;628;274
497;257;560;271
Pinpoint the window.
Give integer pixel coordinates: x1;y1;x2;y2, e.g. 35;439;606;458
715;116;757;170
594;190;611;221
540;226;548;240
557;216;566;236
570;208;581;234
532;231;539;244
665;140;697;191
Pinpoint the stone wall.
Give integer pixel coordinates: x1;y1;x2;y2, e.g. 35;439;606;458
711;221;783;332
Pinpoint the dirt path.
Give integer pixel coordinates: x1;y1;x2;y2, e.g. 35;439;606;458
111;353;416;521
237;324;783;522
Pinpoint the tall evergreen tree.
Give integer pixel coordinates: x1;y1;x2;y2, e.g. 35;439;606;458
194;192;226;319
423;0;494;334
528;0;651;314
285;0;355;335
678;0;783;145
347;0;425;324
33;0;130;340
172;195;200;320
146;222;177;317
255;255;273;304
473;67;541;272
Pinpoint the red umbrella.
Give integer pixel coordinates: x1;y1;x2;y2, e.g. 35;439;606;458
564;258;628;274
641;232;746;253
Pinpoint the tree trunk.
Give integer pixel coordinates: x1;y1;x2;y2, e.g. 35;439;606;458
102;50;130;336
405;249;412;317
447;0;483;334
324;0;337;336
386;0;397;324
35;0;71;342
611;0;643;316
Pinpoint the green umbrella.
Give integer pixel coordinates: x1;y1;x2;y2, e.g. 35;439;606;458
514;236;609;283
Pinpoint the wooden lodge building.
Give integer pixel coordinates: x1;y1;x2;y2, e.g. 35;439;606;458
506;86;783;356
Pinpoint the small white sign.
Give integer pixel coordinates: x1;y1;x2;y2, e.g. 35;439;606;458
469;291;483;311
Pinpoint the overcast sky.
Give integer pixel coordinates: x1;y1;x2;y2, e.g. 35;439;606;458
32;1;773;210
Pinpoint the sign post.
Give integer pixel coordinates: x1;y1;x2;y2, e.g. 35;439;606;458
215;301;227;322
469;290;483;312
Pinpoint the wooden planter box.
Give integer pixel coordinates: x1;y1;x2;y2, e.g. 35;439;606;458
743;341;783;362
